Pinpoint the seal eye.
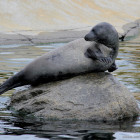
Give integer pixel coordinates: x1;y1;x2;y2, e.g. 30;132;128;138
92;29;97;36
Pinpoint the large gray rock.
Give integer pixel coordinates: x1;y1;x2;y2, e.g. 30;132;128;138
10;72;139;121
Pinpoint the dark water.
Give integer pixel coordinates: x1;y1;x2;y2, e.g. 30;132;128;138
0;42;140;140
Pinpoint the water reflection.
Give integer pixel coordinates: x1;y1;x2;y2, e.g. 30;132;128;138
114;42;140;93
0;116;139;139
0;42;140;139
83;133;114;140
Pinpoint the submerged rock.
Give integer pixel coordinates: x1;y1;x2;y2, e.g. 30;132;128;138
10;72;139;121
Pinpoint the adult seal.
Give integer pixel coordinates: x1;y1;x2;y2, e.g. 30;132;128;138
0;22;119;95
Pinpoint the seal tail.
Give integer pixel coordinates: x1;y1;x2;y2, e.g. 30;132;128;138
0;71;26;95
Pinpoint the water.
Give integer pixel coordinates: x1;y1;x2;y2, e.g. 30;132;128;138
0;42;140;140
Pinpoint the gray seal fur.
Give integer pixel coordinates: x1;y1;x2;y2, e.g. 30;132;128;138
0;22;119;94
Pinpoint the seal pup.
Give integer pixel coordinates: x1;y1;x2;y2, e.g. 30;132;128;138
0;22;119;95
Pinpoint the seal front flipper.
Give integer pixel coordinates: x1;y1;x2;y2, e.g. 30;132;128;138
85;44;112;64
108;62;118;72
99;57;112;64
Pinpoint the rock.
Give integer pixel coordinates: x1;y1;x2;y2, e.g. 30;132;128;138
0;30;88;45
120;19;140;42
10;72;139;121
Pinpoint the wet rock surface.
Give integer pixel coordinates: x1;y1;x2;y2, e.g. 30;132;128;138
10;72;139;121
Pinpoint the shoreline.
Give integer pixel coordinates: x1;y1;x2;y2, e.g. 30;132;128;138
0;19;139;46
0;30;88;45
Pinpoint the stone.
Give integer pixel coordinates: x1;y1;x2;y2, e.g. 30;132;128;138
121;19;140;42
10;72;139;121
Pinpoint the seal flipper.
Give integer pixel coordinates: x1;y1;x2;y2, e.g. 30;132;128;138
85;44;112;64
99;57;112;64
108;62;118;72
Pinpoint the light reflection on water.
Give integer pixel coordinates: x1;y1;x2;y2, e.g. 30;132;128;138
0;42;140;139
114;42;140;93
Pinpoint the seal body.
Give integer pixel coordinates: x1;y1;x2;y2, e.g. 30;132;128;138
0;22;119;94
23;38;112;85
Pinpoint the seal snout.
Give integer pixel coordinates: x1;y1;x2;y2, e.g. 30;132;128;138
84;32;96;42
84;35;90;41
84;33;94;41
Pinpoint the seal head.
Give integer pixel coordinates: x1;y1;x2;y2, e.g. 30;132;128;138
84;22;119;72
84;22;119;50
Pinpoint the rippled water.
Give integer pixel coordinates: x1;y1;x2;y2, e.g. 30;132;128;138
0;41;140;139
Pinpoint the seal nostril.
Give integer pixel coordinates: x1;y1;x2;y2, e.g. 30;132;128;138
84;35;89;41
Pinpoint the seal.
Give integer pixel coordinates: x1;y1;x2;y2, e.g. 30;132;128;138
0;22;119;95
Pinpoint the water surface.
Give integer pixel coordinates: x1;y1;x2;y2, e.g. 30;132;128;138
0;42;140;139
